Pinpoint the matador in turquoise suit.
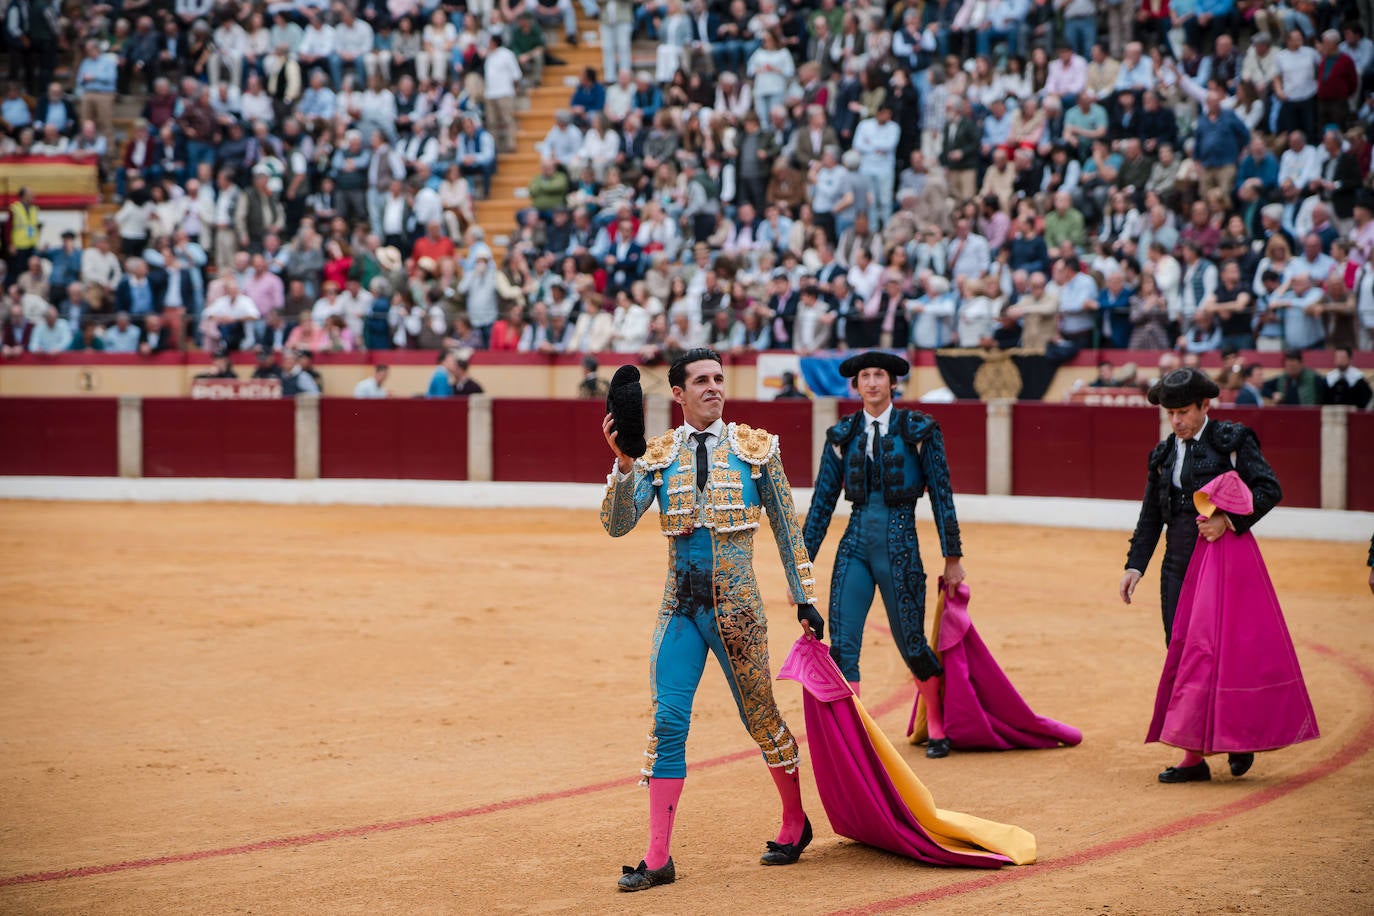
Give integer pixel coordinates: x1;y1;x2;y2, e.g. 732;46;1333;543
803;351;966;759
601;348;825;893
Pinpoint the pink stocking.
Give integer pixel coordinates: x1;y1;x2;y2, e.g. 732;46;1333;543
917;676;945;741
848;680;861;698
768;766;807;845
1177;751;1204;768
644;777;684;870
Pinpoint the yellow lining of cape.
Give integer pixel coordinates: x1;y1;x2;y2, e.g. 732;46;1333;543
854;698;1038;865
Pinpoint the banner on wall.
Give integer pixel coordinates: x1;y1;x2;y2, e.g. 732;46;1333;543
934;349;1065;401
794;351;927;400
190;378;283;400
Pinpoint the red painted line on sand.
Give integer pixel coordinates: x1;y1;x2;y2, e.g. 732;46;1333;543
828;642;1374;916
0;673;912;889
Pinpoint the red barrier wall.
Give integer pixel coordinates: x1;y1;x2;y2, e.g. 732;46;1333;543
838;401;988;495
1012;404;1161;500
1213;406;1323;509
492;399;618;483
0;397;118;476
319;400;469;480
1348;412;1374;513
673;399;816;487
142;399;295;478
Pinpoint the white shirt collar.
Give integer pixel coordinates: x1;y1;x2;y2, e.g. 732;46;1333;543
681;417;726;445
862;403;894;435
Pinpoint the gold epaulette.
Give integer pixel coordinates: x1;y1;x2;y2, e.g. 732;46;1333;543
728;423;779;466
638;431;680;472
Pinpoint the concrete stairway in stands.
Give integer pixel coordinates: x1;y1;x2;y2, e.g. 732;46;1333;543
470;18;604;263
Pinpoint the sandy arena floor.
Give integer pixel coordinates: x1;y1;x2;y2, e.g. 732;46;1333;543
0;501;1370;915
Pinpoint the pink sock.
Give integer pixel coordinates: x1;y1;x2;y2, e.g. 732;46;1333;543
848;680;862;698
643;777;684;870
917;676;945;741
1177;751;1204;768
768;766;807;845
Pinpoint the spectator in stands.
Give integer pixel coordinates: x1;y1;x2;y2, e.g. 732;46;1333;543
201;276;261;351
427;349;483;396
102;311;142;353
459;250;499;345
67;318;105;352
15;256;49;305
484;33;522;154
1;301;33;357
75;40;117;141
1269;269;1327;350
1263;347;1326;405
29;305;73;353
1324;346;1373;408
455;115;496;199
354;363;390;397
114;258;163;320
1234;363;1265;406
138;313;174;355
1053;256;1099;349
280;348;319;395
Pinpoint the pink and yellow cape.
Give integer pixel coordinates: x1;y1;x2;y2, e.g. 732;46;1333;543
908;582;1082;749
778;636;1036;867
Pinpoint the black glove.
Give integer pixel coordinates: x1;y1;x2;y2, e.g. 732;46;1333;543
797;604;825;641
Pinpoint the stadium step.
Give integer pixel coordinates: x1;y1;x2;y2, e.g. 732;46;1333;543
468;12;606;240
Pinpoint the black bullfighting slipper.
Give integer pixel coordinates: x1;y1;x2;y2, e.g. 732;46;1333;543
1228;752;1255;777
1158;762;1211;783
925;738;951;759
617;858;675;891
760;817;813;866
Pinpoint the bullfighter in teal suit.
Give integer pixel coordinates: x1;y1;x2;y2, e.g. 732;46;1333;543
601;348;825;892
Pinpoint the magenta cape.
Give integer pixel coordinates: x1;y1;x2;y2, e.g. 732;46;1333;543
909;584;1082;750
1146;521;1319;754
778;635;1036;867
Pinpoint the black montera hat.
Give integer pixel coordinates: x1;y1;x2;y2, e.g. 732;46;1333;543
606;364;647;458
1147;368;1220;408
838;351;911;380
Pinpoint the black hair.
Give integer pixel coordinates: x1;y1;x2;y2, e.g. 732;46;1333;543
668;348;723;389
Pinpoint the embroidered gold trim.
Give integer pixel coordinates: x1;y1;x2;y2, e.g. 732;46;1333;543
639;431;680;471
728;423;779;465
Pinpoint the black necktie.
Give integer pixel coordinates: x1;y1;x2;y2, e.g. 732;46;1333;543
868;419;881;490
1181;438;1195;492
693;432;710;490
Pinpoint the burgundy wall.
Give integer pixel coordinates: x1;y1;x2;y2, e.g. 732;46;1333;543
0;398;1344;514
0;397;118;476
839;401;988;495
492;398;618;483
674;399;817;487
1348;412;1374;513
1011;404;1161;500
319;399;469;480
142;399;295;478
1212;406;1322;509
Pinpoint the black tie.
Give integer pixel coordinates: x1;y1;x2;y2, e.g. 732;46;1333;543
693;432;711;490
868;419;881;490
1181;438;1195;493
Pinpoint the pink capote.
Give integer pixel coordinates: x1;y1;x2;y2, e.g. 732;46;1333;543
778;635;1036;868
909;583;1082;750
1146;472;1320;754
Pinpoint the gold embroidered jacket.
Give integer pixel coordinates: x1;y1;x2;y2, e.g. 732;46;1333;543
601;423;817;607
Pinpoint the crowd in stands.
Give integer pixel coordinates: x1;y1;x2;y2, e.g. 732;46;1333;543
1;0;1373;392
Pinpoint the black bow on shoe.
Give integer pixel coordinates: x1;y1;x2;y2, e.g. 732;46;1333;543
617;858;676;892
759;817;813;866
